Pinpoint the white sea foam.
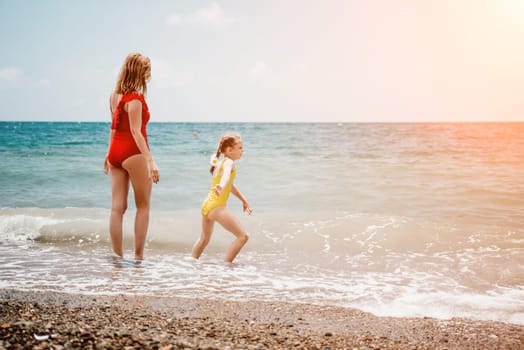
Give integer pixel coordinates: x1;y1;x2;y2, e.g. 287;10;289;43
1;209;523;326
0;213;62;242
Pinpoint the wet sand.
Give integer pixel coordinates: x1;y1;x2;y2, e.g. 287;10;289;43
1;289;522;349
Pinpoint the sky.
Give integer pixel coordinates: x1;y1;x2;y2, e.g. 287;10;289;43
0;0;523;122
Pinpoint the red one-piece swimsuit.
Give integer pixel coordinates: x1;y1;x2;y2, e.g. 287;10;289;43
107;93;151;168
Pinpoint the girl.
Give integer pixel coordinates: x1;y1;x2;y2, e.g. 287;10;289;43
192;133;252;263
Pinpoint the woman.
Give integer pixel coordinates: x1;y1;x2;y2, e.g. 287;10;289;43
104;53;160;260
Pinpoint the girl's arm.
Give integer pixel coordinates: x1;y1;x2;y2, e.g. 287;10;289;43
128;100;160;183
231;184;252;215
214;159;233;195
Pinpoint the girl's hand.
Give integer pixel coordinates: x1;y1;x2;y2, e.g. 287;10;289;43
214;185;223;196
243;201;253;215
149;159;160;184
103;157;109;174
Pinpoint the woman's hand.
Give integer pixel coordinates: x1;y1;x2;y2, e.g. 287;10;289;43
103;157;109;174
149;159;160;184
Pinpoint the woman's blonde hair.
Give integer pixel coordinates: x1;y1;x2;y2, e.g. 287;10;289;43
114;53;151;95
210;133;242;174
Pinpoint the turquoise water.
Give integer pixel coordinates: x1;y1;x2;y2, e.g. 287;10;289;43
1;121;523;325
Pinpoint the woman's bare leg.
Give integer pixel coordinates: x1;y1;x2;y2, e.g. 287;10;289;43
109;165;129;258
123;154;152;260
209;207;249;263
192;215;215;259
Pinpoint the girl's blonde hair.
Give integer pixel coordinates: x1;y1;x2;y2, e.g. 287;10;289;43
114;53;151;95
210;133;242;174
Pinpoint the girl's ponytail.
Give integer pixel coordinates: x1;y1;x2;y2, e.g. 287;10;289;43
209;140;223;174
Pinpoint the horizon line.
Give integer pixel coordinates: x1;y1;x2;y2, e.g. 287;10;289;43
1;120;523;124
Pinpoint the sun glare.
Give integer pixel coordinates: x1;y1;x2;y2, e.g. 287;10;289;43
501;0;524;30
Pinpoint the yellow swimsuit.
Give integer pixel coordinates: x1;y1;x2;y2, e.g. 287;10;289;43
201;159;236;216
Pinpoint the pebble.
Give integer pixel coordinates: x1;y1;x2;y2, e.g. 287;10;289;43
1;290;523;350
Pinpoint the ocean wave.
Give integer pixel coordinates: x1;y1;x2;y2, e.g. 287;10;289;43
1;207;523;325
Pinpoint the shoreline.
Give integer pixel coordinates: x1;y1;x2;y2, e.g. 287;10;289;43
1;289;523;349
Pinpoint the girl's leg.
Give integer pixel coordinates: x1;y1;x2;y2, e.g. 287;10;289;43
109;165;129;258
209;207;249;263
123;154;152;260
192;215;215;259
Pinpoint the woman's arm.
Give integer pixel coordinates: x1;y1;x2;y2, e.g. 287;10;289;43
231;184;252;215
127;100;159;183
104;94;119;174
104;128;115;174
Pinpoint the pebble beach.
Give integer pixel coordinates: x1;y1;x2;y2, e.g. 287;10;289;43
1;289;522;349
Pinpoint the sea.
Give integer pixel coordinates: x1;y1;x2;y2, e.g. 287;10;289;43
1;121;523;325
